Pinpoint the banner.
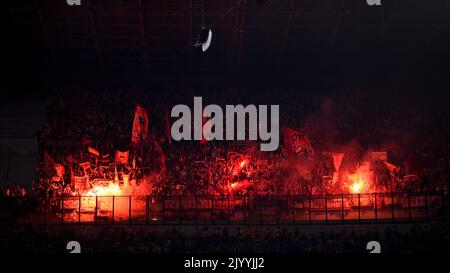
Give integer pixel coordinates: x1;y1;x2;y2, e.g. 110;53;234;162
281;127;314;158
131;104;149;144
88;147;100;157
115;150;129;164
331;152;345;172
72;175;87;186
371;151;387;162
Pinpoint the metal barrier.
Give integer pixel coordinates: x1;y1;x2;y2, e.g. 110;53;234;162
0;192;448;225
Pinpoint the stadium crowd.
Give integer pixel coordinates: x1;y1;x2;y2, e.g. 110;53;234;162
1;85;449;199
33;86;450;195
1;86;450;254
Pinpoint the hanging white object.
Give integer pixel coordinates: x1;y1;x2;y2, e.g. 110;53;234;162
201;29;213;52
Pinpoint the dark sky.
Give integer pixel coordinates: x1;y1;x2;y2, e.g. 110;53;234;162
3;0;450;100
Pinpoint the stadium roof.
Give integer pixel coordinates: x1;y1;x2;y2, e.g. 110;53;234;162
6;0;450;79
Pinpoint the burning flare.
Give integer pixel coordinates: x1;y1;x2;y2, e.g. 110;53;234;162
346;162;373;194
349;178;364;194
84;183;123;196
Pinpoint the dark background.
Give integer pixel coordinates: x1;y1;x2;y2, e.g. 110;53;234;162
3;0;450;95
2;0;450;187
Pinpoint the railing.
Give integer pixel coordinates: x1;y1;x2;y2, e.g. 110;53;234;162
0;192;448;225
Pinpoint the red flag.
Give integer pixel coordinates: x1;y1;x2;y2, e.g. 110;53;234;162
331;152;345;172
131;104;149;144
383;161;399;177
115;150;129;164
79;162;91;170
88;147;100;157
281;127;314;159
154;136;167;173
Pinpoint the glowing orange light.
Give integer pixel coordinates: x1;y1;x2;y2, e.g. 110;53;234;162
64;178;153;223
346;162;373;194
347;171;369;194
84;183;122;196
239;160;248;168
350;180;363;194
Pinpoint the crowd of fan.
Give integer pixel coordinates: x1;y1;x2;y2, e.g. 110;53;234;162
1;87;450;254
0;224;448;253
4;86;448;198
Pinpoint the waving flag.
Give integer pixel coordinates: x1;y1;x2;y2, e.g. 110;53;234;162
79;162;91;170
281;127;314;159
88;146;100;157
384;161;400;177
115;150;129;164
131;104;149;144
331;152;345;172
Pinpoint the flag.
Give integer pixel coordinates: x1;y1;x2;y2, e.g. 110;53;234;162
384;161;399;177
115;150;129;164
88;147;100;157
53;163;65;178
331;152;345;172
79;162;91;170
44;151;55;178
131;104;149;144
281;127;314;159
154;136;166;172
